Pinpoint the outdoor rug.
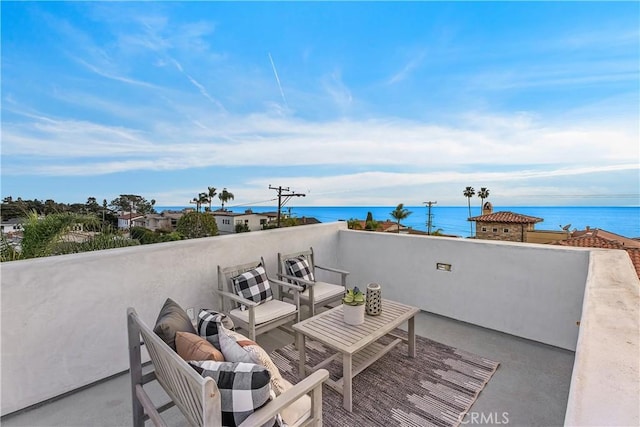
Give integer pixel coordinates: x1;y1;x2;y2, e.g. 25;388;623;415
270;330;500;427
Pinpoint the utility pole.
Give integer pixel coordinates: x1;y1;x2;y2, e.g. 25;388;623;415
423;201;437;235
269;185;306;228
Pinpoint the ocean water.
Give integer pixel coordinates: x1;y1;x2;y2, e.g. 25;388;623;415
157;206;640;238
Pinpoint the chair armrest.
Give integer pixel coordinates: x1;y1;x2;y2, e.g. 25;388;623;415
212;289;259;308
315;264;350;276
276;273;315;287
269;276;304;292
239;369;329;427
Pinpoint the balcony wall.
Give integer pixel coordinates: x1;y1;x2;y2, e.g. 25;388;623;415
2;223;637;425
338;230;589;350
0;222;346;416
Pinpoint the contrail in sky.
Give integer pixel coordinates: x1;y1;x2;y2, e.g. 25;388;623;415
268;52;288;108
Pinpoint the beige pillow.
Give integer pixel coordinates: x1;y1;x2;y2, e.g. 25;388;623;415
175;331;225;362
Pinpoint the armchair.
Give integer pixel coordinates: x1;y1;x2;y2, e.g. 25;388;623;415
215;258;303;341
277;247;349;317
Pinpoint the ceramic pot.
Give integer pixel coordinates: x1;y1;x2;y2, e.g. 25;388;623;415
343;303;365;325
366;283;382;316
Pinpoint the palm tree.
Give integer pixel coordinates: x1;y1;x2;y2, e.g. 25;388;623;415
463;186;475;236
477;187;490;213
390;203;412;233
207;187;217;211
198;193;208;213
218;188;234;210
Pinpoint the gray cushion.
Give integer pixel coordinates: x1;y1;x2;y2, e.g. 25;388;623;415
153;298;197;351
218;326;254;363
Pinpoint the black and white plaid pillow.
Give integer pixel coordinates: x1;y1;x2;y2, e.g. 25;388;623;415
285;256;315;292
231;265;273;310
198;309;234;349
190;360;273;427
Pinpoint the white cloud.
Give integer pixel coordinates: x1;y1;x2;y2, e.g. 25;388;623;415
2;109;637;174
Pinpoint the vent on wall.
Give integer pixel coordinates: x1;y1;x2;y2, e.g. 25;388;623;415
436;263;452;272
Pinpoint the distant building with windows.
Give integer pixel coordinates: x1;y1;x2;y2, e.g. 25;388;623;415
212;209;272;234
468;202;543;242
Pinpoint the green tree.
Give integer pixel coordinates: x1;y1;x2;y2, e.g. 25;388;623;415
235;222;250;233
13;211;136;260
176;212;218;239
218;188;234;210
390;203;412;233
364;211;379;231
109;195;156;214
478;187;490;211
347;218;362;230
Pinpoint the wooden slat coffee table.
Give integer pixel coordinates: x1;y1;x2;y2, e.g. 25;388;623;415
293;299;420;412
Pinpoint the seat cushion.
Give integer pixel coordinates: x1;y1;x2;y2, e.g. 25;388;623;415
301;281;344;303
153;298;197;351
231;265;273;310
230;299;296;325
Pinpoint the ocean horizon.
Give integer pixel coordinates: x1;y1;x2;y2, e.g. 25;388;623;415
156;205;640;238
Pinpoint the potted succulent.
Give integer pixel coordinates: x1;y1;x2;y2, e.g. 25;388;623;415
342;286;366;325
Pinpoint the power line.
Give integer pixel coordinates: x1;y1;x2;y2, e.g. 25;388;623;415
423;201;437;235
269;185;306;227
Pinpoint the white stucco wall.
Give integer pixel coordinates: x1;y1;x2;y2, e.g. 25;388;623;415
338;230;589;350
0;222;346;415
564;250;640;426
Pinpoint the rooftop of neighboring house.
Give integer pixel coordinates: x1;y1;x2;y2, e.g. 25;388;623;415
468;211;544;224
568;227;640;248
117;212;145;220
554;228;640;279
1;218;23;225
296;216;321;225
353;219;408;232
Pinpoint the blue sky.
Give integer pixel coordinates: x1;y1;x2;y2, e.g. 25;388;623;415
2;2;639;208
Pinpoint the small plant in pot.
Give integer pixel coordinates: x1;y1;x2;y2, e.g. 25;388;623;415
342;286;366;325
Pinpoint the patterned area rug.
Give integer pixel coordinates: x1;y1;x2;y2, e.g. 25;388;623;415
270;330;499;427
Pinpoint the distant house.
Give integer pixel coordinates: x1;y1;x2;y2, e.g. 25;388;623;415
1;218;23;235
117;212;145;230
132;211;185;232
553;227;640;279
468;203;543;242
212;210;271;234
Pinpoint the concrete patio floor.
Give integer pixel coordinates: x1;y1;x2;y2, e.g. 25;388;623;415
1;310;575;427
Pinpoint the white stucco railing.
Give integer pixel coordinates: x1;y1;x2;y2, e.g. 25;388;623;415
0;222;346;416
1;223;638;424
338;230;589;350
564;250;640;426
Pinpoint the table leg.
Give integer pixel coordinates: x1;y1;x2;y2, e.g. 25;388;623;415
408;316;416;358
298;332;306;380
343;353;353;412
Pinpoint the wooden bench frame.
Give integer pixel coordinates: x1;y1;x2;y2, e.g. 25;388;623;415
128;307;329;426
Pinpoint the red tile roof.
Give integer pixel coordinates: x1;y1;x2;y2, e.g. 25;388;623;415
569;229;640;248
554;230;640;280
468;211;543;224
